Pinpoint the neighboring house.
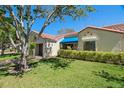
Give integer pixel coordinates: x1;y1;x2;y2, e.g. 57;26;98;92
30;31;78;58
78;24;124;52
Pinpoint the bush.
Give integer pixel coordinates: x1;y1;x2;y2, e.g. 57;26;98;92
58;49;124;65
30;42;36;49
29;42;36;56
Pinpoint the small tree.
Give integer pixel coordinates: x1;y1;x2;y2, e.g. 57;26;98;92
0;5;95;72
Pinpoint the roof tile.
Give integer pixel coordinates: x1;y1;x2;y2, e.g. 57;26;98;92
80;24;124;34
32;30;78;41
103;24;124;32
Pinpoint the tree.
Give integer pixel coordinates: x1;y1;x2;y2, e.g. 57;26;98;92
0;10;16;55
0;27;16;55
0;29;10;55
0;5;95;72
57;28;75;35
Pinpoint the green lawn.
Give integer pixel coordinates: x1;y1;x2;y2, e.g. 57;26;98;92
0;54;19;61
0;57;124;88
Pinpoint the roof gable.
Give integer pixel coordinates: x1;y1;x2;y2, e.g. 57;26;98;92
79;25;124;34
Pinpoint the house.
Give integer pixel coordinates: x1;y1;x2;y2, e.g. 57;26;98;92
30;23;124;58
78;24;124;52
30;31;78;58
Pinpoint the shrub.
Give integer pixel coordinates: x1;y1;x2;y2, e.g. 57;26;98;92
29;42;36;56
30;42;36;49
58;49;124;65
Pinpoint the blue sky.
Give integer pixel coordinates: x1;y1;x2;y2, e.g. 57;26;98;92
32;5;124;35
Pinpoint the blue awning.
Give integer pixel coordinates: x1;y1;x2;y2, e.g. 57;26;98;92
60;37;78;43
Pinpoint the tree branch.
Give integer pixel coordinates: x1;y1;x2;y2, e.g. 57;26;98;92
39;5;59;35
6;6;21;24
6;6;25;44
9;34;22;51
26;6;31;34
19;5;25;32
9;34;17;48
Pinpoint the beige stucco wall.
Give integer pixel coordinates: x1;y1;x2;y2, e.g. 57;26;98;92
35;37;60;57
51;41;60;56
30;31;60;57
78;28;124;52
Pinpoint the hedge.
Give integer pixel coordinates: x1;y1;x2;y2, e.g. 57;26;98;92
58;49;124;65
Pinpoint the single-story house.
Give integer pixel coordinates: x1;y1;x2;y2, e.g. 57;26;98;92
30;31;78;58
78;24;124;52
30;24;124;58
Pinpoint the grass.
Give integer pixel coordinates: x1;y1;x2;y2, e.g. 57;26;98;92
0;54;19;61
0;57;124;88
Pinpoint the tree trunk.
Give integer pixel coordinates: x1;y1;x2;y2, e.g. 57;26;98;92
18;40;29;72
1;43;5;55
19;52;28;71
1;48;5;55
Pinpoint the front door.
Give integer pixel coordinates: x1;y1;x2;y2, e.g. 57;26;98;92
39;44;43;56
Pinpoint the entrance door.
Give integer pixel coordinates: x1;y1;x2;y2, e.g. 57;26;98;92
39;44;43;56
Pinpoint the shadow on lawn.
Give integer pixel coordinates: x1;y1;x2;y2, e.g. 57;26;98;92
29;57;72;70
0;57;72;77
0;66;24;78
0;53;19;58
0;68;10;77
93;70;124;87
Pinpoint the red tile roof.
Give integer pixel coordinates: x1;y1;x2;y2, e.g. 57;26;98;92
32;30;78;41
54;32;78;41
33;23;124;42
80;24;124;34
32;30;57;41
103;24;124;31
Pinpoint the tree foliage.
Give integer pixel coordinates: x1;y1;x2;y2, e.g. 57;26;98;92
0;8;16;55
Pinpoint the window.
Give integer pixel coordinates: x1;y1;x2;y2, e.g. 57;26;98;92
61;43;78;50
83;41;96;51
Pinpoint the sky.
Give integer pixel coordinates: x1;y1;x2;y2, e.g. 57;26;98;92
27;5;124;35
